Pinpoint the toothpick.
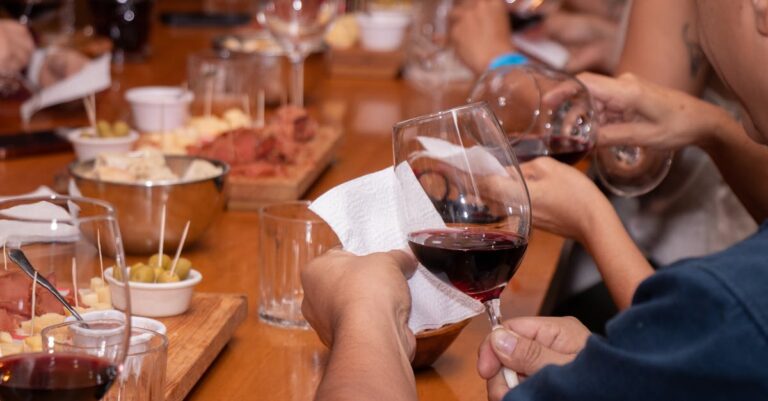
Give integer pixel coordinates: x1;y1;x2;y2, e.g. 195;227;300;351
3;243;7;271
256;90;265;129
30;271;38;335
97;229;104;281
72;257;79;309
158;204;166;265
83;94;97;134
169;220;190;277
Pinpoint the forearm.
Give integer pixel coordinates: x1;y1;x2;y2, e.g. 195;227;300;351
581;198;654;310
315;313;417;401
699;112;768;223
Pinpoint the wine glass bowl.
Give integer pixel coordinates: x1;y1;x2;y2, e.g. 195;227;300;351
393;102;531;316
0;196;131;401
257;0;341;107
594;146;674;197
468;65;596;165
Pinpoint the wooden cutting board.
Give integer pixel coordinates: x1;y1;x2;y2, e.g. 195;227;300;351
159;293;248;401
227;126;344;210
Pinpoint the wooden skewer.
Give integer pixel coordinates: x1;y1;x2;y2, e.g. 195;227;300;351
30;270;38;335
169;220;191;277
256;90;265;129
158;204;167;263
71;257;79;309
97;229;104;281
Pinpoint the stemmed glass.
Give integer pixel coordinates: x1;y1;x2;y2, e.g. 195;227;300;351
393;102;531;387
468;64;672;196
257;0;342;107
0;196;131;401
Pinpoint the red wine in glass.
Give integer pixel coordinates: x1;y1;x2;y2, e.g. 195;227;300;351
407;228;528;303
512;136;593;165
0;353;118;401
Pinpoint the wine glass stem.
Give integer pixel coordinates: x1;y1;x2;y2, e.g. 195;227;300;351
484;298;503;328
290;55;305;108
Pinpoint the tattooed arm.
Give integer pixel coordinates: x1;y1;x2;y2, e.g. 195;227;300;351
617;0;708;94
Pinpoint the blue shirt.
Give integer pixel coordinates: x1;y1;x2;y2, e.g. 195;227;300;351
506;222;768;400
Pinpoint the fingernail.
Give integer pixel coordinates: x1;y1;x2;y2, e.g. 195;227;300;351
491;328;517;355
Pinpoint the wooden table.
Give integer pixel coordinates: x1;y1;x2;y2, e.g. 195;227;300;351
0;3;566;400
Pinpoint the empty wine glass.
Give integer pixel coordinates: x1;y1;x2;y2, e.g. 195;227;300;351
407;0;454;71
393;102;531;387
468;64;596;165
594;146;674;197
257;0;342;107
0;196;131;401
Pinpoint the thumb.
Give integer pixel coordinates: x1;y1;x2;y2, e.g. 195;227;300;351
490;327;575;376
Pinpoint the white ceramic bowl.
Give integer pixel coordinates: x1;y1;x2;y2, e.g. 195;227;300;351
357;11;411;51
124;86;194;132
105;267;202;318
68;129;139;161
65;310;167;350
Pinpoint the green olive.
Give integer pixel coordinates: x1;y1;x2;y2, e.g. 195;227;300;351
130;265;155;283
96;120;112;137
174;258;192;280
156;271;180;283
153;267;165;282
113;266;124;281
149;254;172;270
112;121;130;137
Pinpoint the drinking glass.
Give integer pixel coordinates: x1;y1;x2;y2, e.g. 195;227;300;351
259;201;340;329
393;102;531;386
0;196;131;401
468;64;672;197
257;0;342;107
407;0;453;71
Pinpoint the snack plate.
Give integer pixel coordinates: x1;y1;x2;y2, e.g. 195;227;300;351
227;126;344;210
159;292;247;401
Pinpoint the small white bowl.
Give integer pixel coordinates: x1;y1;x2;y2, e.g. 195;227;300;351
357;11;411;51
68;129;139;161
65;310;167;350
105;267;202;318
125;86;194;132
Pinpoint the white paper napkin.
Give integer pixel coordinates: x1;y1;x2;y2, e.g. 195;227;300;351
310;165;484;333
21;50;111;122
0;187;79;246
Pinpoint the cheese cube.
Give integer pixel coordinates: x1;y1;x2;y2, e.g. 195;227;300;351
96;286;111;304
23;335;42;352
0;332;12;343
81;292;99;307
92;302;112;311
91;277;106;290
37;313;65;330
1;342;23;356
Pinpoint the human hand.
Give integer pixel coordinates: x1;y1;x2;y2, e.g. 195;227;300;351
543;11;619;73
0;20;34;75
301;249;418;356
519;157;610;244
559;72;733;151
450;0;515;74
38;48;89;88
478;316;590;401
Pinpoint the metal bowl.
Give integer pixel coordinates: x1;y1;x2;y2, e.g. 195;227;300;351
69;156;229;255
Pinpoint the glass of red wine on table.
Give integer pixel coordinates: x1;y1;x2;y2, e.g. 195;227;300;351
0;196;131;401
394;102;531;387
468;64;673;196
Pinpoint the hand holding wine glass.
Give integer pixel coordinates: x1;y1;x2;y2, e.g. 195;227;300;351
394;102;531;387
257;0;341;107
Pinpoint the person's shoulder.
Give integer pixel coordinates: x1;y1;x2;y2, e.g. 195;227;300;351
631;224;768;341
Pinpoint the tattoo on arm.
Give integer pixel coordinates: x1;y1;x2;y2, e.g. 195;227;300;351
682;23;706;78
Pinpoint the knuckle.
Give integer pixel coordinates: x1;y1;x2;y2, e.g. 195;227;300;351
520;340;543;372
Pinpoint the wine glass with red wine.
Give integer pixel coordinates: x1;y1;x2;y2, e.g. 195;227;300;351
393;102;531;385
468;64;596;165
469;64;673;197
0;196;131;401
